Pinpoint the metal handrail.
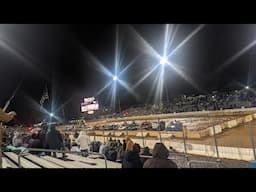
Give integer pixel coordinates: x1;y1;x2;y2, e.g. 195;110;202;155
188;159;222;168
17;148;107;168
140;152;189;161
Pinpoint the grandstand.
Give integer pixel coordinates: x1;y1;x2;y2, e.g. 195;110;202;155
2;149;121;168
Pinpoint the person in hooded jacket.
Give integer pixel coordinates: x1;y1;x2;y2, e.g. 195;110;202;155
122;143;143;168
143;143;177;168
45;125;64;157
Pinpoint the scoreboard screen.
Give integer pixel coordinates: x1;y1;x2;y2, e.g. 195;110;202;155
81;97;99;113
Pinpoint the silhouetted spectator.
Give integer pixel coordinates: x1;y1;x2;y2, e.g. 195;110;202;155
45;125;64;157
74;131;79;139
63;133;71;150
143;143;177;168
28;133;42;154
122;139;126;151
122;143;143;168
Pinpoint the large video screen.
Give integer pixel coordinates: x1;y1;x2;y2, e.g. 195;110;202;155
81;97;99;112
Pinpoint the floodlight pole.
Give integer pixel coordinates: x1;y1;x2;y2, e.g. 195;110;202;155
210;115;221;167
158;118;162;143
118;95;121;115
117;85;121;115
141;128;145;148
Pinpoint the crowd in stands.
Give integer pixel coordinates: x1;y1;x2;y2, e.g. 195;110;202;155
87;88;256;119
96;136;177;168
3;125;178;168
121;89;256;116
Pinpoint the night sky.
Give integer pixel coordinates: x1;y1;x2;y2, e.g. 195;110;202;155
1;24;256;124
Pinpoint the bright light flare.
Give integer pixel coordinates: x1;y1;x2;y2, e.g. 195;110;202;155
216;39;256;74
160;56;168;65
119;79;139;100
113;75;118;81
0;37;45;78
132;64;159;89
246;86;250;89
24;94;62;122
165;61;202;91
127;24;161;59
95;81;112;97
167;24;206;58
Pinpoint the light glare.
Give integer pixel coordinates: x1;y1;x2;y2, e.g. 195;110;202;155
160;57;168;65
113;75;118;81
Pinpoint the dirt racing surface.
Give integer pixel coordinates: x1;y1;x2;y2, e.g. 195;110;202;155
184;120;256;148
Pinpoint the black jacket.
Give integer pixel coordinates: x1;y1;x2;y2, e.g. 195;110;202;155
143;143;178;168
122;151;143;168
45;126;63;150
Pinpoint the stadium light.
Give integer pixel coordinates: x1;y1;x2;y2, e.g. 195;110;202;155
246;86;250;89
50;113;54;117
160;56;168;65
113;75;118;81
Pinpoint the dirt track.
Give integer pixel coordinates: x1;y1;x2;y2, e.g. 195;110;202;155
185;120;256;148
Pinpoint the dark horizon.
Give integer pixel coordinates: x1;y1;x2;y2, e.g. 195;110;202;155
1;24;256;124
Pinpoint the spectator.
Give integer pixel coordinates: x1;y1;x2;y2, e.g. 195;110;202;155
143;143;177;168
125;136;133;151
99;142;106;154
101;143;110;158
74;130;79;139
122;143;143;168
106;144;117;161
12;131;23;147
116;141;124;162
76;131;90;157
38;128;47;149
122;139;127;151
142;146;151;156
71;139;80;152
107;137;114;147
45;125;64;157
91;141;101;152
117;140;122;148
140;146;152;164
28;133;42;154
63;133;71;150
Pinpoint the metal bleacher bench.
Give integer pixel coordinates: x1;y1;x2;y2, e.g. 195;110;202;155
2;147;121;168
